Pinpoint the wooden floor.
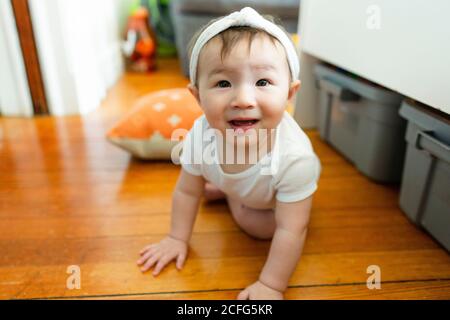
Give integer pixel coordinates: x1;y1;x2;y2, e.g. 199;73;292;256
1;58;450;300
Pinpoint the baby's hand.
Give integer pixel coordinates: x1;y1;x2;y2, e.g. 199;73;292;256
237;280;284;300
137;236;188;276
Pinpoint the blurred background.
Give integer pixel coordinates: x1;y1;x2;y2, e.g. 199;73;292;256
0;0;301;118
1;0;155;117
2;0;448;123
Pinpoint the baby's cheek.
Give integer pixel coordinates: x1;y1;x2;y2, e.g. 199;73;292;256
203;109;227;131
262;103;285;124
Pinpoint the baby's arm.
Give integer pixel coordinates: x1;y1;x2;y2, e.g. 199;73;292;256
137;168;205;275
238;196;313;299
169;168;205;242
260;196;313;291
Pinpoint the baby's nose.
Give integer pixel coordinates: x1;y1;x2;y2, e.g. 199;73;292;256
232;87;256;109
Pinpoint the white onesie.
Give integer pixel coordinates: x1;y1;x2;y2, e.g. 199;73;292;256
179;111;322;209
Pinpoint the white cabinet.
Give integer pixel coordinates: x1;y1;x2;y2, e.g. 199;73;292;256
295;0;450;128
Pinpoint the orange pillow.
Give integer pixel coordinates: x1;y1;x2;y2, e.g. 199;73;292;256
107;88;203;159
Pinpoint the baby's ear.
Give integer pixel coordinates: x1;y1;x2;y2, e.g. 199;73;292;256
187;83;201;104
288;80;301;101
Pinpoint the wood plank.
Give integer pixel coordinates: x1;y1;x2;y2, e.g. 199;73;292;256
0;222;440;266
0;175;401;216
2;249;450;299
0;210;431;255
64;280;450;300
0;206;412;229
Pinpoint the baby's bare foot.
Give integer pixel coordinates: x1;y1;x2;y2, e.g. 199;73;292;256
203;182;226;201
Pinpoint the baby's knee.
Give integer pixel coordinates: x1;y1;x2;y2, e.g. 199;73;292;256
239;219;275;241
227;198;275;240
248;228;274;241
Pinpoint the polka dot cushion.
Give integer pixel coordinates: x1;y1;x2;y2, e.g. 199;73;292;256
107;88;203;159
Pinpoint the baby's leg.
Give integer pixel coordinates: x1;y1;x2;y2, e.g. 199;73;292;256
203;181;227;201
227;197;276;240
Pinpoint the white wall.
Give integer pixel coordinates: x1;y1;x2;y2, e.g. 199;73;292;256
0;0;33;117
29;0;131;116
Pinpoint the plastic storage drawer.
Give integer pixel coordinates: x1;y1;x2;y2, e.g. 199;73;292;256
399;100;450;251
314;64;406;183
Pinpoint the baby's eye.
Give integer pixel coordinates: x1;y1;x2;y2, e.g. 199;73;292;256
256;79;270;87
216;80;231;88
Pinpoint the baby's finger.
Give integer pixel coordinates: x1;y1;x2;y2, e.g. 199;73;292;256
152;255;171;276
237;289;249;300
176;252;187;270
141;253;161;272
137;250;154;266
139;244;156;255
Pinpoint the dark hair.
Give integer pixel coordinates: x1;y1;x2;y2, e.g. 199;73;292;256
188;14;294;85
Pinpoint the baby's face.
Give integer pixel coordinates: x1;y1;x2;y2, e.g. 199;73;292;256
189;34;300;139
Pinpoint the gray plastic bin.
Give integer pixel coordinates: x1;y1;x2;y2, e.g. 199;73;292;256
399;100;450;251
314;64;406;183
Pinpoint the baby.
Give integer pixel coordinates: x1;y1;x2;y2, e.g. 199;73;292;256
137;7;321;300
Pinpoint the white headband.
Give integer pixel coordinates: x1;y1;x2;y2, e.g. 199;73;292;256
189;7;300;86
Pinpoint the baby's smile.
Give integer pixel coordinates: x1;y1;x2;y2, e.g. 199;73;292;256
227;118;260;132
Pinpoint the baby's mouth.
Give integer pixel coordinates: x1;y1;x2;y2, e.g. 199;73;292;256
228;118;260;132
